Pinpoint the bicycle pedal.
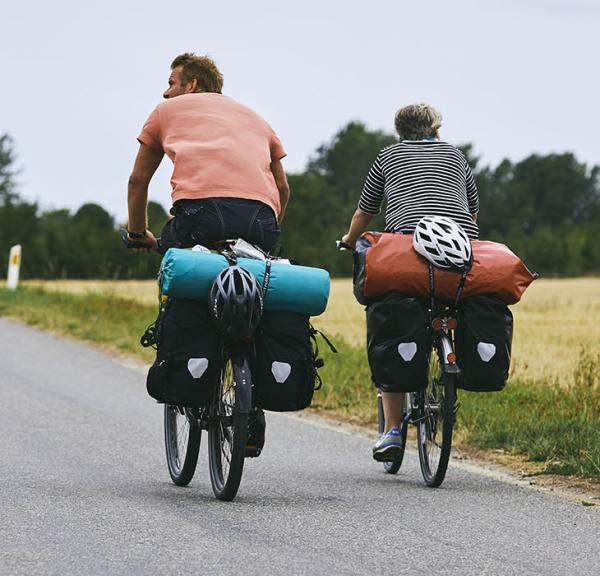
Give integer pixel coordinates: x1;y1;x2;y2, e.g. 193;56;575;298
372;447;403;462
244;445;262;458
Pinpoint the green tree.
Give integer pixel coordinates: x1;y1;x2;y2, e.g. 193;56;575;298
282;122;395;274
147;200;169;233
0;135;44;278
503;153;598;233
308;121;396;223
0;134;18;203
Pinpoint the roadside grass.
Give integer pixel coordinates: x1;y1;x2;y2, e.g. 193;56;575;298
313;342;600;479
0;287;158;364
456;348;600;478
25;277;600;385
2;286;599;480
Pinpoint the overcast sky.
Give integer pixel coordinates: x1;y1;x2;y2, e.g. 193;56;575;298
2;0;598;222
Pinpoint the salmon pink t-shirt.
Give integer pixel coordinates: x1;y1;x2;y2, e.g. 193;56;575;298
138;93;286;218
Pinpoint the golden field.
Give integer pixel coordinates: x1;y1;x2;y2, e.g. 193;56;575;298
23;277;600;384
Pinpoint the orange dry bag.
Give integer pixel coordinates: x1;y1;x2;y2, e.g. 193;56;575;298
353;232;536;305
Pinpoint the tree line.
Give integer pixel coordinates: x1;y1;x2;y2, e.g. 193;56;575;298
1;127;599;279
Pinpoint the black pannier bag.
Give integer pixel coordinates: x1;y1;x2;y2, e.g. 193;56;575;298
253;310;321;412
366;293;429;393
145;297;221;406
455;295;513;392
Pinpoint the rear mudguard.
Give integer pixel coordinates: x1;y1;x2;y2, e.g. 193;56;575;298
233;356;253;414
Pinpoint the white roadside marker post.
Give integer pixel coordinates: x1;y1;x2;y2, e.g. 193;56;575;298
7;244;22;290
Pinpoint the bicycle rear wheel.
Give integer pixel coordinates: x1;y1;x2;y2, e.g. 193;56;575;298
164;405;201;486
417;343;456;487
377;391;408;474
208;355;250;501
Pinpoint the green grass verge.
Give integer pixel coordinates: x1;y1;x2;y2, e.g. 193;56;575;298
1;287;599;480
0;287;158;364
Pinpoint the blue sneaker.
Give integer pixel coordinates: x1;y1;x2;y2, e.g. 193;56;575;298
373;427;404;462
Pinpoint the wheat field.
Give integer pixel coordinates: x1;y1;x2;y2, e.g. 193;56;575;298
24;277;600;384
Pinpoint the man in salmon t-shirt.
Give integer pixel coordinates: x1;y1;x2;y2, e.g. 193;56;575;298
127;53;291;457
126;52;290;254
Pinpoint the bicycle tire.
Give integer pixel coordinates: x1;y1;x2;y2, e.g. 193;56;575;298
164;405;201;486
417;341;456;487
377;391;408;474
208;354;250;501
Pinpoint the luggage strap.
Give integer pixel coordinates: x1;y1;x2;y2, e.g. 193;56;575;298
428;263;436;312
140;298;167;349
261;259;272;297
453;271;468;309
224;251;237;266
140;322;158;348
428;263;468;313
309;325;338;392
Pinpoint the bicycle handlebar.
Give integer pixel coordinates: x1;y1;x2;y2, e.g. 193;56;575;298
119;228;163;253
336;240;355;252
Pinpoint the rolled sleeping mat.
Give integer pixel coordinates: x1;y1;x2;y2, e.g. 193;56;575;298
160;248;331;317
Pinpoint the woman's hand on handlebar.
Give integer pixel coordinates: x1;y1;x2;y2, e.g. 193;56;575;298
339;234;356;250
336;234;356;252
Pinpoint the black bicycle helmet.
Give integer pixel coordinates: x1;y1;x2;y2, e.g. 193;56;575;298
209;265;263;340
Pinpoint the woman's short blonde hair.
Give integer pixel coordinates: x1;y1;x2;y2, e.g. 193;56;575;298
394;103;442;140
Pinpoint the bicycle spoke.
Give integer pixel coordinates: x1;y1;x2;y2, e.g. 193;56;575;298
417;337;456;487
164;405;201;487
208;353;249;501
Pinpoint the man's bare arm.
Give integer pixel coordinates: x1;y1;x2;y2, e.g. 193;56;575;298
127;143;164;249
270;158;290;223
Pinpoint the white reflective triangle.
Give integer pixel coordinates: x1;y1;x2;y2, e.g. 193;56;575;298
398;342;417;361
271;361;292;383
477;342;496;362
187;358;209;379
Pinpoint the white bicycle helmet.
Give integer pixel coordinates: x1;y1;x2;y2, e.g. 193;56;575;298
413;215;472;272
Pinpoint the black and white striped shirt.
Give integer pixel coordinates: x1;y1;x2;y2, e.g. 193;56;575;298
359;140;480;239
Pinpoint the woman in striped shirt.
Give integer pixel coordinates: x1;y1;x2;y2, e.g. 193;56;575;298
342;103;479;461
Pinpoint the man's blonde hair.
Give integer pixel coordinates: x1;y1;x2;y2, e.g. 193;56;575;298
171;53;223;94
394;103;442;140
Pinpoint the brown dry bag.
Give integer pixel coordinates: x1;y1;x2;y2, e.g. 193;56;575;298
353;232;536;305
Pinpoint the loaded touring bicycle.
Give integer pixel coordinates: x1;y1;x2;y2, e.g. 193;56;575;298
343;215;535;487
122;230;334;500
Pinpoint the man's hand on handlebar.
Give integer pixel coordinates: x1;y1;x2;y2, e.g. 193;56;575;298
120;228;160;252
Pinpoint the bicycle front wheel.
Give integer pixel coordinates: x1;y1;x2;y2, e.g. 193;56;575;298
417;344;456;487
164;405;201;486
208;355;250;501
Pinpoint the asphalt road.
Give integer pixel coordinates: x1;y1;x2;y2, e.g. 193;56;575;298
1;317;598;576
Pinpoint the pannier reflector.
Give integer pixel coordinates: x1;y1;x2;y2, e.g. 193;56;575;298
477;342;496;362
271;361;292;383
188;358;209;379
398;342;417;361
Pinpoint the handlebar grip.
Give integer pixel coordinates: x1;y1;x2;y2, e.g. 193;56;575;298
120;228;151;250
336;240;354;251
